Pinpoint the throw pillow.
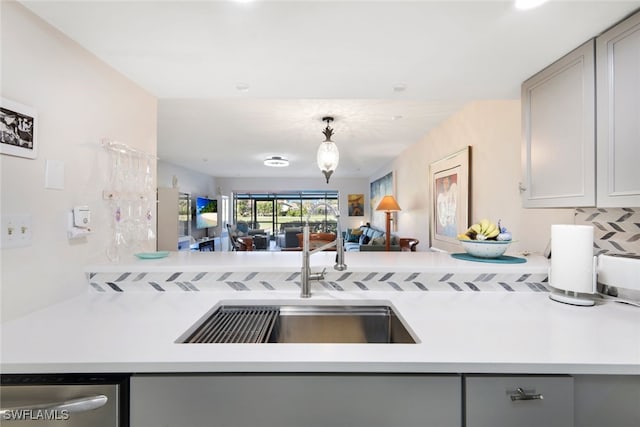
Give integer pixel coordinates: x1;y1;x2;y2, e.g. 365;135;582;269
346;228;363;243
390;235;399;245
359;234;370;245
371;236;385;246
236;222;249;234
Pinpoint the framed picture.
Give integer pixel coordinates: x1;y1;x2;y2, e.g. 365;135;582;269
348;193;364;217
429;146;470;252
370;171;393;227
0;98;38;159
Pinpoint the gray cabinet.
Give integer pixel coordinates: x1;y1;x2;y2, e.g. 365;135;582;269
596;11;640;207
574;375;640;427
521;40;596;208
130;374;461;427
465;375;574;427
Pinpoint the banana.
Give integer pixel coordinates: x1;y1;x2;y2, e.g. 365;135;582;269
484;223;499;238
463;219;505;240
479;219;491;234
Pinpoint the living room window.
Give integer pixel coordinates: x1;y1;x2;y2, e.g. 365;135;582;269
233;191;339;234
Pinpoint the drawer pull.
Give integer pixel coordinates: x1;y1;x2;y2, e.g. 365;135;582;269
509;387;544;401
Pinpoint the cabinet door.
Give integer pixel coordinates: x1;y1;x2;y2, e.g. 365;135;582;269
574;375;640;427
465;375;574;427
596;11;640;207
156;187;179;251
521;40;596;208
131;374;461;427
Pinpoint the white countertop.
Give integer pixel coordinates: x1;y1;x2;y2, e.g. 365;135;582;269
2;287;638;375
86;251;550;274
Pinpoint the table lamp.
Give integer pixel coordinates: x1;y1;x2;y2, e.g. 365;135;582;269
375;195;401;251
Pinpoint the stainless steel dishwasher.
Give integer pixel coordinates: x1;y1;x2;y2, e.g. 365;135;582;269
0;374;128;426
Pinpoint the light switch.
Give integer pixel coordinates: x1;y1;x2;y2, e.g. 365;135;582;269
1;214;33;248
45;159;64;190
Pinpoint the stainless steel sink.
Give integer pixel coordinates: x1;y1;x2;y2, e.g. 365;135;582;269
179;303;416;344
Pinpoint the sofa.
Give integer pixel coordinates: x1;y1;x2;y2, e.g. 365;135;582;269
343;224;419;252
279;232;337;251
277;226;302;249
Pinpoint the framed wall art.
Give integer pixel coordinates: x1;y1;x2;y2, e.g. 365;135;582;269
370;171;393;228
429;146;470;252
0;98;38;159
347;193;364;217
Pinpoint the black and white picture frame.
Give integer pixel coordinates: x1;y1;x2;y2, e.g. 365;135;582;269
0;98;38;159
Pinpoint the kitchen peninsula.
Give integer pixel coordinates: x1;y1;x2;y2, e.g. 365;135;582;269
3;251;638;374
2;251;638;426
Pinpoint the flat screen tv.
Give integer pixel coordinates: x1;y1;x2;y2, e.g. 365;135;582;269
195;196;217;229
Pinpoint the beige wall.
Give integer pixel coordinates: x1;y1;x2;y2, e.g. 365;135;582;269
1;2;157;321
390;100;573;254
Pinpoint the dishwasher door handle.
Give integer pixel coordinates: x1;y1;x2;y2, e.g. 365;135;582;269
0;394;108;416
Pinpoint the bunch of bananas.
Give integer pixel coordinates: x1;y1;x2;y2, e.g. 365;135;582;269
457;219;512;241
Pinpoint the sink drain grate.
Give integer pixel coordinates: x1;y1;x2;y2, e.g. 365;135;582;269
184;306;279;344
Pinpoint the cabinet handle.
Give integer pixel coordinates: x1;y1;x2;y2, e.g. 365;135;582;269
509;387;544;401
518;183;527;193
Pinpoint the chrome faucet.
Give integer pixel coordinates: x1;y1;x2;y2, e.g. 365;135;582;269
300;202;347;298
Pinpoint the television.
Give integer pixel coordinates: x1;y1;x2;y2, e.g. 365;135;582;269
195;196;218;229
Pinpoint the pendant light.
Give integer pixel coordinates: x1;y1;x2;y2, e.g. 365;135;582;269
317;116;339;183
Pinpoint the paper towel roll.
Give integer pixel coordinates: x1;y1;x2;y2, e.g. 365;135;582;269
550;224;595;294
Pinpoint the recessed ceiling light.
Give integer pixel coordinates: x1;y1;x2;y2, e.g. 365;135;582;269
392;115;403;121
235;82;250;92
393;83;407;93
515;0;548;10
264;156;289;167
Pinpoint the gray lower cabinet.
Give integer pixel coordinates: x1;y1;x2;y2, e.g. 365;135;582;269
465;375;574;427
130;374;461;427
574;375;640;427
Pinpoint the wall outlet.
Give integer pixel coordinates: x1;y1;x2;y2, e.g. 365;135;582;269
1;214;33;249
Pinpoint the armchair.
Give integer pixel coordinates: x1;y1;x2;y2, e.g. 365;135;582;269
227;223;254;251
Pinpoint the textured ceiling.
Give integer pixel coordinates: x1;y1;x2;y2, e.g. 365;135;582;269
20;0;640;178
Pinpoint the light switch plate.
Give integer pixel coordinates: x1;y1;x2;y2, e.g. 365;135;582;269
1;214;33;248
45;159;64;190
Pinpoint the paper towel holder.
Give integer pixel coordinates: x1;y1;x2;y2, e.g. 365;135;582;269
548;224;597;307
548;257;597;306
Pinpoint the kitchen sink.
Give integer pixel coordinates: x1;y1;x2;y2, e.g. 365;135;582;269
178;303;416;344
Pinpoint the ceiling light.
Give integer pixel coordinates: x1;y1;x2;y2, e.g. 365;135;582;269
317;116;339;184
264;156;289;167
235;82;250;92
393;83;407;92
515;0;548;10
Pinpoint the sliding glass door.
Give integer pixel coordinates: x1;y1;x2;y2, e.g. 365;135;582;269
255;199;274;231
233;191;339;235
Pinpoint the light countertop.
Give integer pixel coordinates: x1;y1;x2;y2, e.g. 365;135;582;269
86;251;550;274
1;287;638;375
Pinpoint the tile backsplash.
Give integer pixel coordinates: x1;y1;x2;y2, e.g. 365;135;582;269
574;207;640;256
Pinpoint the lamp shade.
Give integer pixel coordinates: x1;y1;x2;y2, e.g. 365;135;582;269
317;141;339;171
376;195;401;212
317;141;339;183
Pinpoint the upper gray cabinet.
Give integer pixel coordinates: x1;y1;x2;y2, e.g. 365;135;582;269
521;40;596;208
596;11;640;207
